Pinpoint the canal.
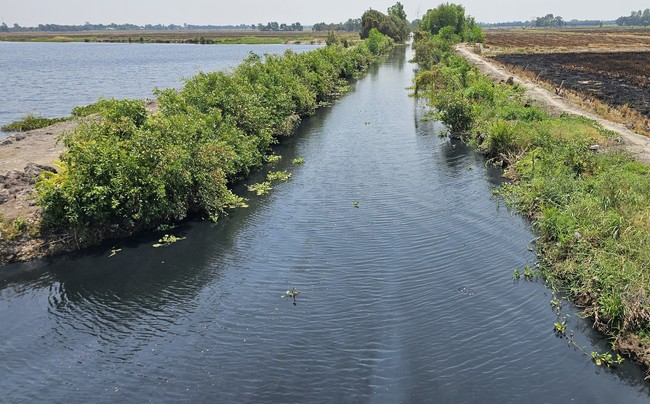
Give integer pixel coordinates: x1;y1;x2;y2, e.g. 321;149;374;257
1;45;649;403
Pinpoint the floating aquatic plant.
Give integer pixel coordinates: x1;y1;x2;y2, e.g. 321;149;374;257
554;320;567;335
266;170;291;182
291;157;305;165
266;154;282;164
247;181;272;196
352;201;360;208
226;194;249;209
281;287;300;304
153;234;186;248
591;351;624;367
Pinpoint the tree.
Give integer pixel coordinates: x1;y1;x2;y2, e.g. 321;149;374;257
419;3;482;42
420;3;467;35
0;23;8;32
616;8;650;26
361;7;409;42
534;14;564;27
388;2;407;21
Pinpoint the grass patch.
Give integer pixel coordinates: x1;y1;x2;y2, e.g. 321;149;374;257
1;114;69;132
0;215;40;240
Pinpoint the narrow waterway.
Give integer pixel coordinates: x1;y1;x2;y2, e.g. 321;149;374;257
1;46;649;403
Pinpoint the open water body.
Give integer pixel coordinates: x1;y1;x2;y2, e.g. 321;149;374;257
0;41;318;131
1;46;650;402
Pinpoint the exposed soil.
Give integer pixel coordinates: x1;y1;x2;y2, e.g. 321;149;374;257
456;44;650;164
0;121;71;221
492;52;650;118
484;27;650;52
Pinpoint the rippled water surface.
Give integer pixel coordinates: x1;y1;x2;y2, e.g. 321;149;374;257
1;46;649;403
0;41;318;130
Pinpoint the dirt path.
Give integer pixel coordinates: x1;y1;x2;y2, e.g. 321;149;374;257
456;44;650;164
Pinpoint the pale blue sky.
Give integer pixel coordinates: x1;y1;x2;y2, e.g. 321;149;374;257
2;0;648;26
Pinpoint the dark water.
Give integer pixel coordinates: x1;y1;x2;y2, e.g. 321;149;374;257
1;46;649;403
0;41;318;131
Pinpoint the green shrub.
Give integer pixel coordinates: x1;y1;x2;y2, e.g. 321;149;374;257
36;33;393;242
1;114;69;132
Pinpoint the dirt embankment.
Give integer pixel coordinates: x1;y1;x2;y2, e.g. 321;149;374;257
0;121;76;264
0;100;159;264
455;44;650;164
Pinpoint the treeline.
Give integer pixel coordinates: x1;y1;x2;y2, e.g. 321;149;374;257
0;22;255;32
361;2;410;42
255;22;303;31
312;19;361;32
616;9;650;26
480;19;613;28
35;33;393;243
413;3;650;369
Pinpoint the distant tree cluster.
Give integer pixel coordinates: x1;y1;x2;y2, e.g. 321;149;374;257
256;22;303;31
534;14;564;27
419;3;483;43
479;19;610;28
361;2;410;42
312;19;361;32
616;9;650;26
0;22;254;32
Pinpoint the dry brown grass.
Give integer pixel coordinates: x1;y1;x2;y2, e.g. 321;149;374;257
483;27;650;55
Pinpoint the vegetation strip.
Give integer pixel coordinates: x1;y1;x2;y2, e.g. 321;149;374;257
1;114;70;132
32;31;393;246
413;4;650;373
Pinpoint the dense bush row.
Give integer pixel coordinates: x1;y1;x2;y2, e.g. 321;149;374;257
36;33;393;242
413;28;650;357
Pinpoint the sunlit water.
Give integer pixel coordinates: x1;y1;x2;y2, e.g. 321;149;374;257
0;41;318;131
1;46;649;403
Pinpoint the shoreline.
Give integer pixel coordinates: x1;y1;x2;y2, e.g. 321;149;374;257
0;30;354;45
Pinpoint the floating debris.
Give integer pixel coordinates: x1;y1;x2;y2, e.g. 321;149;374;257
352;201;360;208
108;247;122;257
